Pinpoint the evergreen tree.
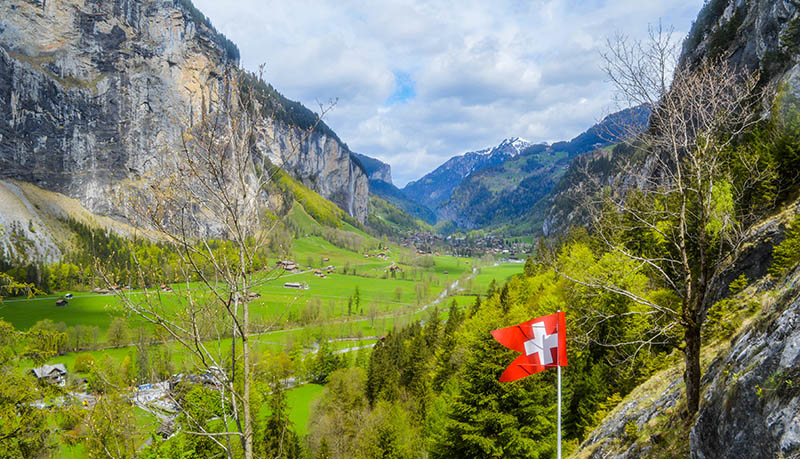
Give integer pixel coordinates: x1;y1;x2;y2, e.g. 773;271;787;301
487;279;497;297
499;284;511;313
469;295;481;318
430;323;555;459
261;380;301;459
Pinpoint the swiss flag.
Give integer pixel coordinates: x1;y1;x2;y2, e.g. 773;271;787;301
491;311;567;382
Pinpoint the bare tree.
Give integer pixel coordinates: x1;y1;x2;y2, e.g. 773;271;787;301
102;66;330;458
562;24;767;417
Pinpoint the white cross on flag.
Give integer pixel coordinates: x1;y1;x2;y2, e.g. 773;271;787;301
491;311;567;382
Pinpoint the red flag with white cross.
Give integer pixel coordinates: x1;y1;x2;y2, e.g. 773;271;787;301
490;311;567;382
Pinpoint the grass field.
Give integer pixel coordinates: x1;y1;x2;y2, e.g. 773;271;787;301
466;262;524;295
286;383;324;436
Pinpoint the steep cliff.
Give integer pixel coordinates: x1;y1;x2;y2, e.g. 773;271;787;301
352;152;392;185
0;0;367;228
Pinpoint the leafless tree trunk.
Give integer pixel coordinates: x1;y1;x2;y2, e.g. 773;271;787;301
564;24;767;417
101;65;331;458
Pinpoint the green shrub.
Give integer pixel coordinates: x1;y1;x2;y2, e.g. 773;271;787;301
74;353;95;373
624;421;639;440
769;214;800;277
729;274;749;294
704;298;740;340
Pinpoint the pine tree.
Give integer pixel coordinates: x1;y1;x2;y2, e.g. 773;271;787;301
261;380;301;459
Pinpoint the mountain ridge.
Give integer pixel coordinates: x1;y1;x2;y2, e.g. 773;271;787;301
401;136;534;210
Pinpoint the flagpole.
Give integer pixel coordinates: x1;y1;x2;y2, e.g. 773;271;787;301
557;309;562;459
557;363;562;459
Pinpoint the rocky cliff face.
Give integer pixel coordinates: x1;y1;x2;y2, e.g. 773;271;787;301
352;152;392;185
0;0;367;226
681;0;798;76
691;269;800;458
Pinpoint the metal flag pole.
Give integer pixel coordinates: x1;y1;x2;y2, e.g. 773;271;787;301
557;361;562;459
557;309;562;459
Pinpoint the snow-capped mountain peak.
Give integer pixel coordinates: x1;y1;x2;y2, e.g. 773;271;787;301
487;137;532;157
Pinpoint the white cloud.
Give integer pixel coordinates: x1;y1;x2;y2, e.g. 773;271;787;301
193;0;704;186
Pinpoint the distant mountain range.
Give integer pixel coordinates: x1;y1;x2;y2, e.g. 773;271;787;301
437;105;651;230
358;105;648;232
402;137;534;210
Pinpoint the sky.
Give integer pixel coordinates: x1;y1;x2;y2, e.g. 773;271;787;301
193;0;704;187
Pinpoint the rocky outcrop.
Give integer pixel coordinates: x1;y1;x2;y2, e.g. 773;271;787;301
691;269;800;459
680;0;798;77
352;152;392;185
0;0;367;225
0;178;145;263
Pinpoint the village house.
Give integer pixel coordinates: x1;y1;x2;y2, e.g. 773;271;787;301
283;282;308;290
31;363;68;386
276;260;299;272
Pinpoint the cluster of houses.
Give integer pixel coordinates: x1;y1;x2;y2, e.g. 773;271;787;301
312;265;335;278
445;234;533;256
275;260;300;272
397;230;534;257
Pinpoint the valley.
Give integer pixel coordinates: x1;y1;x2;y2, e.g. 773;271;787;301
1;0;800;458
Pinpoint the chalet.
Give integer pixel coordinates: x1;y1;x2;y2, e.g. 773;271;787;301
276;260;299;272
323;257;330;262
387;264;402;273
248;292;261;299
55;299;68;307
31;364;67;386
313;269;323;277
64;293;73;299
283;282;308;290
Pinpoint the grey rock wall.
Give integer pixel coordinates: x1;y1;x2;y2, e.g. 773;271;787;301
691;272;800;459
0;0;367;227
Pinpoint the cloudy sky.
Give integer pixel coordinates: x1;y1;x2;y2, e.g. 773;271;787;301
193;0;704;186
